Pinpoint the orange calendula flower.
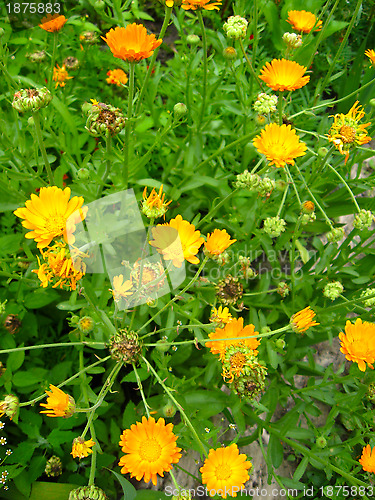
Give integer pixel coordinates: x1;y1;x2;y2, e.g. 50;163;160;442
53;64;73;88
205;229;236;256
14;186;87;250
39;13;67;32
210;305;233;325
359;444;375;473
206;317;260;360
290;306;319;333
40;385;75;418
253;123;307;168
119;416;182;486
142;185;172;219
106;69;128;86
149;214;204;268
200;444;252;498
111;275;134;302
339;318;375;372
182;0;221;10
327;101;372;165
102;24;162;62
365;49;375;68
259;58;310;92
34;241;86;291
287;10;322;33
71;437;95;459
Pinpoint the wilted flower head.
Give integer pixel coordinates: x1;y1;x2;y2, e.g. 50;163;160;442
109;329;141;364
71;437;95;459
85;100;127;137
53;64;73;88
142;185;171;219
45;456;62;477
216;275;243;306
12;87;52;113
40;385;76;418
27;50;46;63
79;31;99;44
365;49;375;68
63;57;80;70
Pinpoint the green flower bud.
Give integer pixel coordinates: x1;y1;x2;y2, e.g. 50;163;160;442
300;212;316;225
12;87;52;113
45;455;62;477
94;0;105;9
275;180;287;192
326;227;345;243
275;338;285;350
282;32;302;48
261;326;271;334
316;436;327;449
78;316;95;333
69;485;108;500
82;102;92;115
186;34;200;45
85;101;127;137
253;92;278;114
174;102;187;117
77;168;90;180
366;382;375;403
0;300;6;315
263;216;286;238
223;16;248;39
323;281;343;301
301;201;314;213
27;116;34;126
353;209;374;230
223;47;237;60
317;146;329;158
163;401;177;418
360;288;375;307
369;98;375;108
238;256;256;280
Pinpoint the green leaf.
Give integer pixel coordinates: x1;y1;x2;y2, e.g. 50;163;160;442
47;429;77;447
107;469;136;500
121;366;150;383
7;349;25;372
267;434;284;469
29;482;79;500
295;239;310;264
12;368;47;387
24;290;60;309
0;234;23;255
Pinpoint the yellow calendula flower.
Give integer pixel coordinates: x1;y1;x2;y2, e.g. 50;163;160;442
40;385;75;418
287;10;322;33
253;123;307;168
71;437;95;459
200;444;252;498
359;444;375;473
327;101;372;164
182;0;221;9
204;229;236;256
339;318;375;372
119;416;181;486
53;64;73;88
210;306;233;325
34;242;86;291
102;24;162;62
149;215;204;268
39;13;67;32
111;275;134;302
106;69;128;86
206;317;260;360
142;185;172;219
14;186;87;249
290;306;319;333
259;58;310;92
365;49;375;68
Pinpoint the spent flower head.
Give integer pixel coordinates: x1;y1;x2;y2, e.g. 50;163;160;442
326;227;345;243
353;209;374;230
253;93;278;114
85;101;127;137
323;281;343;301
282;32;303;49
12;87;52;113
263;216;286;238
223;16;248;39
0;394;19;420
360;288;375;307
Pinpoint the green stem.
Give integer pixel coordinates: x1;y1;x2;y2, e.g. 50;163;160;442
239;37;263;91
0;341;104;355
284;165;301;205
134;6;172;116
32;110;54;184
276;182;288;218
319;0;362;97
196;190;238;229
97;134;112;198
196;10;207;131
133;363;150;417
323;291;375;312
48;32;58;91
137;256;209;336
243;289;277;296
123;61;135;188
142;355;208;458
249;0;259;96
338;294;369;313
325;162;361;212
278;91;283;125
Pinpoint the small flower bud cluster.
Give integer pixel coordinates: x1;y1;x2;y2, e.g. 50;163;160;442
366;381;375;403
235;171;275;197
353;209;374;230
323;281;343;301
223;16;248;39
12;87;52;113
263;216;287;238
282;32;303;49
85;101;127;137
253;93;278;114
78;316;95;333
326;227;345;243
316;436;327;449
360;288;375;307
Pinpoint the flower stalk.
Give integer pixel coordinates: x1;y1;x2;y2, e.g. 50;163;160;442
32;110;54;184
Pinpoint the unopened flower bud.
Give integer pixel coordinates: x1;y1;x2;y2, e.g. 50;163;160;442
318;146;329;158
187;34;200;45
255;114;266;126
174;102;187;117
326;227;344;243
94;0;105;9
223;47;237;60
78;316;95;333
316;436;327;449
12;87;52;113
155;338;170;353
353;209;374;230
275;180;287;192
261;326;271;334
323;281;343;301
163;401;177;418
253;92;278;114
282;32;302;48
275;338;285;350
223;16;248;39
77;168;90;180
370;98;375;108
360;288;375;307
263;216;286;238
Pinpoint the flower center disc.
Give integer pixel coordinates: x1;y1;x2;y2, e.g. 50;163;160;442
140;439;162;462
215;464;233;481
340;125;356;143
45;215;66;235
